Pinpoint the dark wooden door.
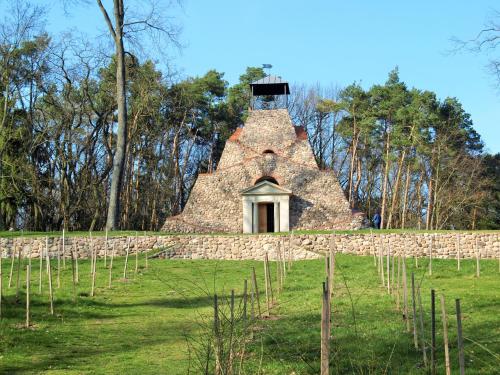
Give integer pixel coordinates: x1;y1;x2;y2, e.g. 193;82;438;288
258;203;267;233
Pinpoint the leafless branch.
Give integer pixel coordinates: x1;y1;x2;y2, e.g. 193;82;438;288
450;9;500;87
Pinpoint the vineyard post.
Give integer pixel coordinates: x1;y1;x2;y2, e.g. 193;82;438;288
456;299;465;375
431;289;436;375
440;294;451;375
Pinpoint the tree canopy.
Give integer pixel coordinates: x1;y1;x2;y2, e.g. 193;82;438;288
0;3;498;231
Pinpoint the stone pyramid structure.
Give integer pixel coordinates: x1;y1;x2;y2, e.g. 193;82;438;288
162;109;364;233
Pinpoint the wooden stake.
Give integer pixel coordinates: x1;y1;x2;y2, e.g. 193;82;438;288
380;237;385;287
320;281;330;375
497;234;500;273
377;235;381;275
250;277;255;321
108;243;115;288
417;287;428;367
324;254;332;325
440;294;451;375
0;254;2;319
386;242;390;294
71;247;77;303
15;245;22;300
28;247;32;275
239;287;250;372
39;239;44;293
277;248;282;294
403;257;410;332
251;266;261;318
89;232;93;276
243;279;248;322
391;253;395;293
214;294;221;375
8;245;15;288
74;242;79;284
90;237;97;297
265;253;274;304
25;264;30;328
456;299;465;375
370;228;376;267
429;235;433;276
229;289;235;373
415;235;419;269
62;228;66;269
411;273;418;349
329;247;335;299
431;289;436;375
281;238;286;280
475;238;480;278
123;237;130;279
324;255;329;282
263;257;270;316
46;245;54;315
46;238;50;274
280;246;284;291
134;232;139;275
104;229;108;268
396;255;401;310
145;235;149;270
325;276;331;335
57;242;61;288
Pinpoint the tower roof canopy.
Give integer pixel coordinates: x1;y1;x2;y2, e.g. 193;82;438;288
250;75;290;96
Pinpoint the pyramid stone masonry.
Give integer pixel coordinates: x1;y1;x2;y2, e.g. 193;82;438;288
162;108;364;233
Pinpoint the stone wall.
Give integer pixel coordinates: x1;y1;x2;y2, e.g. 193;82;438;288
1;232;499;261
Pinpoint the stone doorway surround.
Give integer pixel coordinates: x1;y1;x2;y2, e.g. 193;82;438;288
241;180;292;233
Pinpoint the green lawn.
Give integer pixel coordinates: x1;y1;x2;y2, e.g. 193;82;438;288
0;253;498;374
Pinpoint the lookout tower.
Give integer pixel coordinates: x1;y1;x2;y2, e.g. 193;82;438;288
162;75;364;234
250;75;290;110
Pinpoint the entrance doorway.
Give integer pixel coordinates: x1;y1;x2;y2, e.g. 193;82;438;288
240;180;292;233
257;202;274;232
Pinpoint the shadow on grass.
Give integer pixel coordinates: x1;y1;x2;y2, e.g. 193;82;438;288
0;318;193;374
246;309;425;374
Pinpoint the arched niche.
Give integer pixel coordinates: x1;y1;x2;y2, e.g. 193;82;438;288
255;176;279;185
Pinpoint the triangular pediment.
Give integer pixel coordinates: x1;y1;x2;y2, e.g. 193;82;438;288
240;181;292;196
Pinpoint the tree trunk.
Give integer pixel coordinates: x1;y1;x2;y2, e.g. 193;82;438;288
432;146;441;230
426;174;433;230
387;149;406;228
401;163;411;229
416;170;424;229
471;207;477;230
347;112;358;207
380;129;391;229
348;133;359;208
353;156;362;207
105;0;127;230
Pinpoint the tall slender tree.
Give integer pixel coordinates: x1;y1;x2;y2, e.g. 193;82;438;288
96;0;127;230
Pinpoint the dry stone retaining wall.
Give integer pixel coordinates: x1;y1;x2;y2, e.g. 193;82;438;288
1;232;499;261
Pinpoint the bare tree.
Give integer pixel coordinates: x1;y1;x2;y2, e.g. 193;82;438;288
94;0;180;230
452;9;500;88
96;0;128;230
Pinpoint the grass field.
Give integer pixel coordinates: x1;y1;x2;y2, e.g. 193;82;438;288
0;253;498;374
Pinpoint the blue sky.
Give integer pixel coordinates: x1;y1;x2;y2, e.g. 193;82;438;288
5;0;500;153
